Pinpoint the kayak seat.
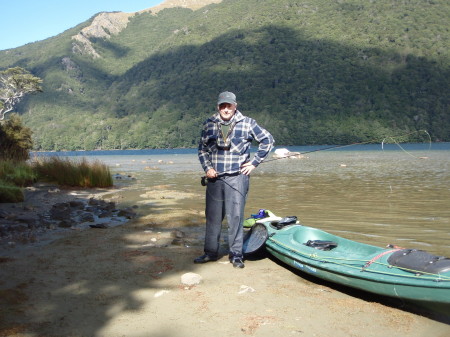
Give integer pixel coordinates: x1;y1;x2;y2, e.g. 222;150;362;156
304;240;338;251
387;249;450;274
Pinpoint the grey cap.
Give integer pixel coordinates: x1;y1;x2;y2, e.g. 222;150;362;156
217;91;237;105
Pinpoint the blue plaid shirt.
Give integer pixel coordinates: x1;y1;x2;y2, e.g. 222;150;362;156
198;110;274;175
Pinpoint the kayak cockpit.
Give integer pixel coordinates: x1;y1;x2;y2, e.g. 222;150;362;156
286;225;382;259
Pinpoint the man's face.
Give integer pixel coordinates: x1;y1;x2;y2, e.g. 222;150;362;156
218;103;236;121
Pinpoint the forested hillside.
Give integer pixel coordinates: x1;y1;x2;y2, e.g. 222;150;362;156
0;0;448;150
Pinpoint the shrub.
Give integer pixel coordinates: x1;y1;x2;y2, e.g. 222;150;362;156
0;114;33;161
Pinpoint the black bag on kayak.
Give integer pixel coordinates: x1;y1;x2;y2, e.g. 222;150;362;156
275;216;298;229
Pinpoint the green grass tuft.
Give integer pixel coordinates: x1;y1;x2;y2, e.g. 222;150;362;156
0;160;37;186
0;179;24;203
0;161;36;203
0;161;37;187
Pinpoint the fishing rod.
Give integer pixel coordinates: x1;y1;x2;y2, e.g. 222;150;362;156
200;129;431;185
199;141;348;186
264;129;432;163
263;142;365;163
382;130;431;159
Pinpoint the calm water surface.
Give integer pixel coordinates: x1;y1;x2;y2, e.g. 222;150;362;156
37;145;450;257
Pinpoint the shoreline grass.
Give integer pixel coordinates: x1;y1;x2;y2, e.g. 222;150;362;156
31;157;113;188
0;157;113;203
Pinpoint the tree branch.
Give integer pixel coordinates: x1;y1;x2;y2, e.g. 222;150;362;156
0;67;43;120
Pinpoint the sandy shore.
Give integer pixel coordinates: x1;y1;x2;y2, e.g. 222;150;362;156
1;184;450;337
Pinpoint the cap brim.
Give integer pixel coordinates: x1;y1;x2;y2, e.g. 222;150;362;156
217;99;236;105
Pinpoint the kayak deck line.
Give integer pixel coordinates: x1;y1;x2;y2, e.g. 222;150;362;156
362;248;402;270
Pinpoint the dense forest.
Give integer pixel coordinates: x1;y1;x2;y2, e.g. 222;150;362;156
0;0;448;150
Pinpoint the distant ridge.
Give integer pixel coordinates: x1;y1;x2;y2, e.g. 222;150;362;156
72;0;223;58
143;0;223;12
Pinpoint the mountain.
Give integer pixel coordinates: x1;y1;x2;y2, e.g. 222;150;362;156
1;0;448;150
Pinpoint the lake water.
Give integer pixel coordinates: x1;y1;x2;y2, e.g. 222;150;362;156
33;143;450;257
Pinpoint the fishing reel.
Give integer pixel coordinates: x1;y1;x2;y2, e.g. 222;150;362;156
201;176;208;186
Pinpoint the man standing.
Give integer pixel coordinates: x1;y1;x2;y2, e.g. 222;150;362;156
195;91;274;268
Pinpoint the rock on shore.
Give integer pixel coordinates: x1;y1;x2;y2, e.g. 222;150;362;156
0;183;137;247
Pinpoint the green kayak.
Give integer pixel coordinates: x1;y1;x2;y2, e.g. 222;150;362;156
248;221;450;304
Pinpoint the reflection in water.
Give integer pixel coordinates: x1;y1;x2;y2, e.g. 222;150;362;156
103;149;449;257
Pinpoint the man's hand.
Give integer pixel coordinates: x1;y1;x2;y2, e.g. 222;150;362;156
206;168;218;179
240;162;256;175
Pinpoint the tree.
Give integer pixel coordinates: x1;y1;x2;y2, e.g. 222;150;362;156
0;67;43;121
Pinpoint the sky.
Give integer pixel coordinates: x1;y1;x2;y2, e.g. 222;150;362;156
0;0;165;51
